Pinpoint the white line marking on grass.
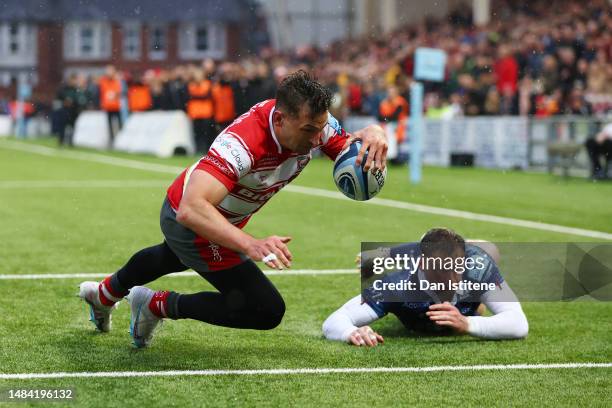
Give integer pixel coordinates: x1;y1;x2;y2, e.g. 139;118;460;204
2;140;611;240
0;140;183;174
284;185;612;241
0;269;356;280
1;363;610;380
0;180;169;189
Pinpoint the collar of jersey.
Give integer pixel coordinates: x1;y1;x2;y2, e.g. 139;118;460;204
268;106;283;154
417;268;461;305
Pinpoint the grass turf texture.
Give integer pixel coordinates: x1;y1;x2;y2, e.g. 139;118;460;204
0;137;611;407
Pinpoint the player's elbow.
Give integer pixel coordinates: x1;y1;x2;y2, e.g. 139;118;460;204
176;200;208;228
175;204;193;227
322;311;345;340
321;315;334;339
504;312;529;339
513;314;529;339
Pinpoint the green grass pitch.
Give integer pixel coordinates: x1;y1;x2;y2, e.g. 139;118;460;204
0;137;610;407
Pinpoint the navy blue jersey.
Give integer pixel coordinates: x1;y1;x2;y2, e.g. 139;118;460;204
362;243;504;334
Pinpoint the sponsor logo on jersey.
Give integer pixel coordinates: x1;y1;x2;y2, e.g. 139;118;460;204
209;242;223;262
236;183;288;202
215;136;249;175
202;155;234;177
231;148;245;172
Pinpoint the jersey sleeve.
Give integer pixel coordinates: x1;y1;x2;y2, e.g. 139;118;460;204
362;271;409;317
197;131;254;191
464;244;504;287
320;112;350;160
361;285;390;318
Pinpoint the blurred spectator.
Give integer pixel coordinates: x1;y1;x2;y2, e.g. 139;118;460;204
127;74;153;113
187;69;215;153
166;66;189;111
565;88;593;115
378;85;409;145
494;44;519;97
0;89;9;115
585;122;612;179
55;74;80;146
98;65;123;144
346;76;363;114
212;65;237;132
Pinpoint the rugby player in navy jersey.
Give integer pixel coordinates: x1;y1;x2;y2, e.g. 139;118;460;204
323;228;528;346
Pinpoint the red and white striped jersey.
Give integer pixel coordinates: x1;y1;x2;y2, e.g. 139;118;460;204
167;99;349;229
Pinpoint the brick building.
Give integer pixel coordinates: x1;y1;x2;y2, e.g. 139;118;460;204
0;0;265;103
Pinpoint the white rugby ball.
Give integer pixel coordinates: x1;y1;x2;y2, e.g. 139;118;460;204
333;141;387;201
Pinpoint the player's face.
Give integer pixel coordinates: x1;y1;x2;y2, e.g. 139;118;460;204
275;105;328;154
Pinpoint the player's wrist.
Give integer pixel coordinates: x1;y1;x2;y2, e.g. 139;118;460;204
237;234;257;254
466;316;480;336
341;326;359;343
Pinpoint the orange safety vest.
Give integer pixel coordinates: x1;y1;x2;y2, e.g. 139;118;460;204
8;100;34;119
379;96;409;143
212;83;236;124
99;76;121;112
187;80;214;119
128;84;152;112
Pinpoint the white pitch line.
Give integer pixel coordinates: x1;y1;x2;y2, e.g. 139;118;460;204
284;185;612;241
2;140;611;240
0;269;356;280
0;140;182;174
0;180;169;189
1;363;610;380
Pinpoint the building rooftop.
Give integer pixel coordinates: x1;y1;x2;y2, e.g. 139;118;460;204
0;0;254;23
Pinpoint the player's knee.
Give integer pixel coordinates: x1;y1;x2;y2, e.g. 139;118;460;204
257;296;286;330
230;289;285;330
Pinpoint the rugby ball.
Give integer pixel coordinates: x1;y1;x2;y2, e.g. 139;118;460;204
333;141;387;201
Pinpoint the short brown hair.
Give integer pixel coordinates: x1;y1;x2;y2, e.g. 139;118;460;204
275;70;332;117
420;227;466;260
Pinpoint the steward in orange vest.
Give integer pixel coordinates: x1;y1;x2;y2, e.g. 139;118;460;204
187;79;214;120
98;65;123;144
212;81;236;130
99;73;121;112
378;86;409;144
128;79;152;112
188;72;216;153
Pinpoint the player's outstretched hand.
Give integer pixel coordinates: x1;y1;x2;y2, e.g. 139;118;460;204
426;302;469;333
246;236;292;270
342;124;388;172
348;326;384;347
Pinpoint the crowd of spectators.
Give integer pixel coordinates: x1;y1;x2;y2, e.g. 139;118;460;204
315;0;612;119
3;0;610;148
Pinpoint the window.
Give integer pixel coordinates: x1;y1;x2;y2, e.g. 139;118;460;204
64;22;111;60
0;23;37;65
9;23;19;54
80;26;93;54
178;22;226;59
122;22;141;60
149;24;166;60
196;27;208;51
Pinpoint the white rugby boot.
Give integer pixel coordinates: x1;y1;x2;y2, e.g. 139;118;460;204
78;281;117;332
126;286;163;348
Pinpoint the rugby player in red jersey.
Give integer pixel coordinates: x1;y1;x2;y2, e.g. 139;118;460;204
78;70;388;347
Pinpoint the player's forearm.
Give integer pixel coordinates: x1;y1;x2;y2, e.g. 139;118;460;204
176;199;254;254
322;310;359;342
467;306;529;339
322;295;380;342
